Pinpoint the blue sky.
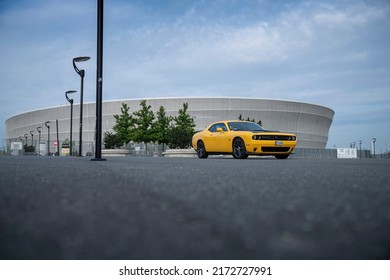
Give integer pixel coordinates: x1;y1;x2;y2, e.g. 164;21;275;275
1;0;389;152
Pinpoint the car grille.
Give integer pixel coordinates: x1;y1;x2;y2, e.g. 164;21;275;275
252;135;296;141
261;147;290;152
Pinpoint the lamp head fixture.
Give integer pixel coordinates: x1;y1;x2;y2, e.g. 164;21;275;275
74;56;91;62
73;56;91;77
65;90;77;104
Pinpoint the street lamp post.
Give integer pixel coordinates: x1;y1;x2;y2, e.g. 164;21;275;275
30;130;34;147
73;56;90;157
24;134;28;148
372;138;376;159
91;0;106;161
45;121;51;155
37;126;41;156
65;90;77;156
56;119;60;156
359;140;362;158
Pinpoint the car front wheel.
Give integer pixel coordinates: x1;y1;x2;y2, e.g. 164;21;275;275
232;138;248;159
196;140;209;158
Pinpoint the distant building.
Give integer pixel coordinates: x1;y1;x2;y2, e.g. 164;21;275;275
5;97;334;155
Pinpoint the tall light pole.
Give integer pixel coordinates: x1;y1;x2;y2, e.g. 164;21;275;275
65;90;77;156
372;138;376;159
30;130;34;147
92;0;106;161
73;56;90;157
56;119;60;156
359;140;362;158
45;121;51;155
24;134;28;148
37;126;41;156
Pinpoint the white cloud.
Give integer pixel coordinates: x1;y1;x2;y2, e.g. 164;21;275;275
313;4;385;27
103;2;381;98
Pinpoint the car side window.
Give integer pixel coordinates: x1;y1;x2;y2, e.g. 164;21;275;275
209;123;227;132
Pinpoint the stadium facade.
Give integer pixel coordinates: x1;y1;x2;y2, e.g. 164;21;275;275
5;97;334;155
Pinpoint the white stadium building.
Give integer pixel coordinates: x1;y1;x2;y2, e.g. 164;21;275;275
5;97;334;156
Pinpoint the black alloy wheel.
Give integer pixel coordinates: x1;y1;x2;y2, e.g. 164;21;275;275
232;138;248;159
197;140;209;158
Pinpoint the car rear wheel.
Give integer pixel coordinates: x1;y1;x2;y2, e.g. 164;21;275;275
275;154;289;159
196;140;209;158
232;138;248;159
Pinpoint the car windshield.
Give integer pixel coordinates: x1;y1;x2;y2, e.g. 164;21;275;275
228;121;265;132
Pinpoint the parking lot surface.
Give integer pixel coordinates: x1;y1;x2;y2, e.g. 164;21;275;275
1;156;389;259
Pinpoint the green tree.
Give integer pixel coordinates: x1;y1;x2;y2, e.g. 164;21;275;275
132;100;155;155
154;106;171;151
168;102;196;149
103;131;122;149
113;103;134;144
24;145;35;152
238;115;262;126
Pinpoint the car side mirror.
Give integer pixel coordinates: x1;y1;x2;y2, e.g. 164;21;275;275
216;128;224;133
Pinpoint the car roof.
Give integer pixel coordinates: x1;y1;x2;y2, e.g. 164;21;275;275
212;120;251;124
207;120;258;128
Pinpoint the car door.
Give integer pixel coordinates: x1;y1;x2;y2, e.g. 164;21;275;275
217;123;231;152
204;123;228;152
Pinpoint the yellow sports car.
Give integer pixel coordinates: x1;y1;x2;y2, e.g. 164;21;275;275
192;120;297;159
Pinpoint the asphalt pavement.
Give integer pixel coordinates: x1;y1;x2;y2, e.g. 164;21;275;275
0;155;389;259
